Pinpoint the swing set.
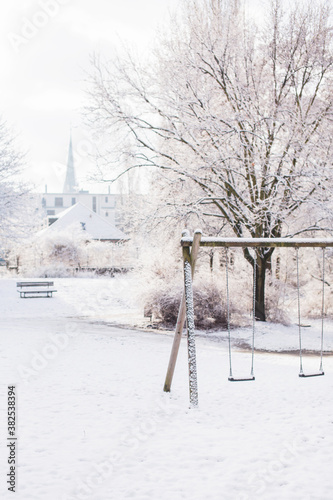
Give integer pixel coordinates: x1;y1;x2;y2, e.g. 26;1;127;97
163;230;333;406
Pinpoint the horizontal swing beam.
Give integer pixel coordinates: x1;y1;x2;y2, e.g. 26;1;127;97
181;237;333;248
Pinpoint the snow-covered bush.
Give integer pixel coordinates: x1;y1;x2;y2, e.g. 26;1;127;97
7;222;132;277
14;224;88;275
293;248;333;320
136;239;244;329
32;263;73;278
265;278;291;325
144;280;228;329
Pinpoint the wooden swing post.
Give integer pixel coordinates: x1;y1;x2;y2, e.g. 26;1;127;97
183;243;199;406
163;229;202;397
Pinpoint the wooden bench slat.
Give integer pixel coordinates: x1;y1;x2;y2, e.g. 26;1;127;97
17;281;54;288
18;289;57;298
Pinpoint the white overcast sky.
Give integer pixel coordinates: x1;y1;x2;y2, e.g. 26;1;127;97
0;0;179;193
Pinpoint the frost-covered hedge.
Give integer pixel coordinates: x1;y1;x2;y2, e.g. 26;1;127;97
144;281;228;329
8;223;130;277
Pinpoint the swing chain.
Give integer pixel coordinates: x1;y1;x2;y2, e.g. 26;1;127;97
251;251;256;377
297;247;325;377
320;247;325;372
296;247;304;375
226;247;256;381
226;247;233;378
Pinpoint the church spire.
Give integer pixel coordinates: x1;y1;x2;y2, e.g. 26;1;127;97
63;132;77;193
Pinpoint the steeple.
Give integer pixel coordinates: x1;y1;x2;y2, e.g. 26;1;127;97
63;133;77;193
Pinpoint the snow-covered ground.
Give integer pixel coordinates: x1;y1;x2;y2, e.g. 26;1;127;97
1;276;333;500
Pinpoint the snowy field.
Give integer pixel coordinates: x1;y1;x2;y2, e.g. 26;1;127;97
1;275;333;500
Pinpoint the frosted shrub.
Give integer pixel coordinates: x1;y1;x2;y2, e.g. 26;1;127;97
10;224;88;274
144;279;228;329
40;226;86;267
49;242;80;265
263;247;333;321
32;263;73;278
265;276;291;325
139;244;248;329
9;223;126;276
297;248;333;319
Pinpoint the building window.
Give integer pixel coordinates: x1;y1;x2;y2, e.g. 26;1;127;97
55;197;63;207
48;218;57;226
92;196;96;212
105;196;108;203
42;197;46;207
47;210;55;215
105;212;109;217
72;197;76;205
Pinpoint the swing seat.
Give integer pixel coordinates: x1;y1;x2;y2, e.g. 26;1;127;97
299;371;324;378
228;376;255;382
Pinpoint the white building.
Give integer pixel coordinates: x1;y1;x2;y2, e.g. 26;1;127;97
39;135;117;225
41;190;116;225
38;202;128;242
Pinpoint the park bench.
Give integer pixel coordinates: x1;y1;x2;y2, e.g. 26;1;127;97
16;281;57;298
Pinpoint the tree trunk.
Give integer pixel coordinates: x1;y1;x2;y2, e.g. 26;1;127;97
255;253;267;321
209;249;214;273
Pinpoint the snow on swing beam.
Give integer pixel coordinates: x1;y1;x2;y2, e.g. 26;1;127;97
181;236;333;248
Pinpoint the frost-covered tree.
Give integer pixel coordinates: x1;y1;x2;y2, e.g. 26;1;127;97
0;117;30;247
86;0;333;320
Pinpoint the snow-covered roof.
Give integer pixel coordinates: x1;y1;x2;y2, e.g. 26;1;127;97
38;202;129;241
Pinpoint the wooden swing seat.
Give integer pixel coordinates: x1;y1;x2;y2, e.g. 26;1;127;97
299;371;324;378
228;376;255;382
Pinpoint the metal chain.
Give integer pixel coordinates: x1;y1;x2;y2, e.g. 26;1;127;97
226;247;233;378
226;247;256;379
320;248;325;372
251;252;256;377
296;248;304;375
